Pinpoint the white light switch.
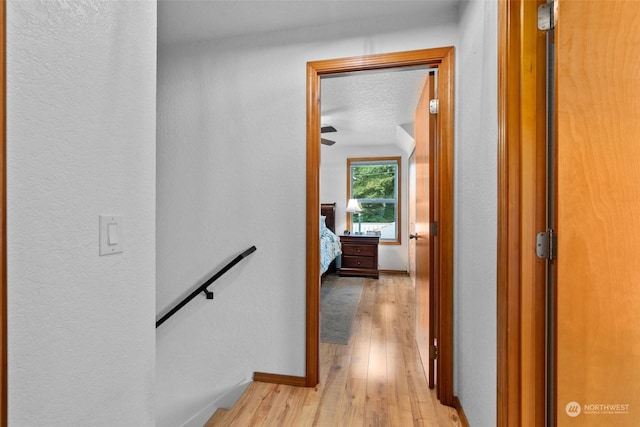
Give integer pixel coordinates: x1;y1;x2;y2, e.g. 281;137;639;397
108;223;119;245
100;215;123;255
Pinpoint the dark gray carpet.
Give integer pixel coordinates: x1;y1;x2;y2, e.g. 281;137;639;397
320;276;364;345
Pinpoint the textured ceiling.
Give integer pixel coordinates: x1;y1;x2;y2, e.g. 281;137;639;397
321;67;434;148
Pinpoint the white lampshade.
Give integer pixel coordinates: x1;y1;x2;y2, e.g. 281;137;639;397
346;198;362;213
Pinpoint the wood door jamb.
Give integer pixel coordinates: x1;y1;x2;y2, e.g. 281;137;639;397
497;0;548;424
305;48;455;407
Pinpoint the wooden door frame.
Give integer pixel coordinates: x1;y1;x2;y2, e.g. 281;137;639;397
408;150;416;281
497;0;548;425
305;47;455;406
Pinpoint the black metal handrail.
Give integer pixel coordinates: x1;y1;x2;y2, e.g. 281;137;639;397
156;246;257;328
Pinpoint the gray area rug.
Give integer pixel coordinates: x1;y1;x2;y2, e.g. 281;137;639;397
320;276;364;345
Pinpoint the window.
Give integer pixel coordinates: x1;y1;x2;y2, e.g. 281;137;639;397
347;157;401;244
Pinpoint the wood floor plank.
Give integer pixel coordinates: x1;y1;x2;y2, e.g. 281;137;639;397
384;277;402;345
261;384;303;426
431;389;464;427
206;275;463;427
403;337;442;425
386;342;415;427
348;278;375;381
220;382;274;426
204;408;229;427
313;352;351;426
365;281;390;426
297;384;322;425
333;377;367;427
276;386;312;426
385;279;406;426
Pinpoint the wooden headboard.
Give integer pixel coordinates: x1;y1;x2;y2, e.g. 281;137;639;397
321;203;337;233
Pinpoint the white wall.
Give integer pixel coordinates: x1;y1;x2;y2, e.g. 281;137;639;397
156;11;459;426
455;0;498;425
7;1;157;426
320;143;410;271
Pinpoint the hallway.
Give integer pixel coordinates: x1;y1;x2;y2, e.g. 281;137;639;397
209;275;462;426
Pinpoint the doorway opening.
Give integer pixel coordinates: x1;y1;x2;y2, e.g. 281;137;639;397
305;47;455;405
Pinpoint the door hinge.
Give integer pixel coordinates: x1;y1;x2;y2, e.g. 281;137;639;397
429;99;439;115
430;221;438;237
537;2;555;31
536;229;557;260
430;344;438;360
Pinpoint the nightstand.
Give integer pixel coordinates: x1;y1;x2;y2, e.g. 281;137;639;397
339;235;379;279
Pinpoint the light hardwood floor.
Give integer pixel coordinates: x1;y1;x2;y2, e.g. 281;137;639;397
208;274;462;426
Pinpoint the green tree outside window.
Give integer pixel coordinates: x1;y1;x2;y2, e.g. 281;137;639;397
348;157;401;243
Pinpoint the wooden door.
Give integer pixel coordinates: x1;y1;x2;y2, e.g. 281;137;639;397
556;1;640;425
414;73;437;388
408;152;416;283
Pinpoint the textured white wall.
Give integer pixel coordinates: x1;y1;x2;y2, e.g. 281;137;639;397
7;1;157;426
455;0;498;425
156;11;459;426
320;143;410;271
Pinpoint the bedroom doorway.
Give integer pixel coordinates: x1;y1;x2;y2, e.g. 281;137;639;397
305;47;455;406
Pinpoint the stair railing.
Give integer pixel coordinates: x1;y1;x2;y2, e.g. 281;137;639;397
156;246;257;328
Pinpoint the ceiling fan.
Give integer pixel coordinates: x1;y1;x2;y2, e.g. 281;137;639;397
321;125;337;146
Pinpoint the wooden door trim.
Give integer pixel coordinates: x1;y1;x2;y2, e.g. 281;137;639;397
497;0;547;425
306;47;455;407
435;47;455;406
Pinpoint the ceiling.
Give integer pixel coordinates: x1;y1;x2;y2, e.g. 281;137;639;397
320;68;434;148
158;1;459;47
158;1;458;150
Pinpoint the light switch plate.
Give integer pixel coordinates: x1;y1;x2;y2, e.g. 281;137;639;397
99;215;123;256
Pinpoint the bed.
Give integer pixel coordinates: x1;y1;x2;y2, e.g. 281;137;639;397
320;203;342;276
